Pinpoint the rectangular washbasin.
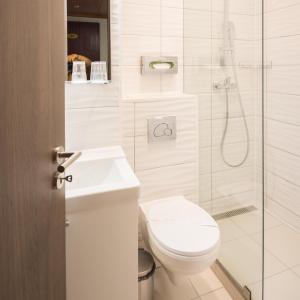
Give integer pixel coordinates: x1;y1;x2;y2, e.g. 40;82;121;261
66;146;140;213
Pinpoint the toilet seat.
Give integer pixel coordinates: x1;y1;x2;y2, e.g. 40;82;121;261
141;196;220;258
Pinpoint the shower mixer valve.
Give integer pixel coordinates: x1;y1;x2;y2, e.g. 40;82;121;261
213;77;236;91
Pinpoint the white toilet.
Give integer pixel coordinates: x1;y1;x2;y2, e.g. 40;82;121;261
139;195;220;285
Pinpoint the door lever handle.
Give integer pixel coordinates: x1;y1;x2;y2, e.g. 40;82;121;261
54;146;82;173
57;152;81;173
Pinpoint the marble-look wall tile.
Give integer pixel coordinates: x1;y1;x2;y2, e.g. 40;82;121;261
265;3;300;228
134;97;198;135
265;4;300;38
137;162;198;202
66;107;121;151
120;93;199;205
122;3;161;36
264;0;300;12
135;129;197;170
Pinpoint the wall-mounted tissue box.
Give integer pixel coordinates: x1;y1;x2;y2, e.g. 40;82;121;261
141;56;178;74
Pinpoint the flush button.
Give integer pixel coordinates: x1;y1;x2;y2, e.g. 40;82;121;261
147;116;176;143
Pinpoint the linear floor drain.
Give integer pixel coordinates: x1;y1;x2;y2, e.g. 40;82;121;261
213;205;257;221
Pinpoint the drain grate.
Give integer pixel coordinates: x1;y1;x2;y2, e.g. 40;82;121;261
213;205;257;221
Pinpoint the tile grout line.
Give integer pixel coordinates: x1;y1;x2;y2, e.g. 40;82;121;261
218;212;300;288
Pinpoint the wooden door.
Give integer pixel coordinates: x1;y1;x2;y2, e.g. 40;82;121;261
0;1;66;300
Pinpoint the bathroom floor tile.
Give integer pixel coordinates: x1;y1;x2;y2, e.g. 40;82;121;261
219;236;286;285
217;218;245;243
254;224;300;267
154;267;197;300
189;268;223;296
292;265;300;278
230;210;281;235
249;271;300;300
200;288;233;300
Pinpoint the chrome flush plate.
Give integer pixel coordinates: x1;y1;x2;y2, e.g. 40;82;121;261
147;116;176;143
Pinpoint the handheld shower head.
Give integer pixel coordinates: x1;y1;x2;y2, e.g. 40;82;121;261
221;0;235;66
218;0;250;168
220;21;235;66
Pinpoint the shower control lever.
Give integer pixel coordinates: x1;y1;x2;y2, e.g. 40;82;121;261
213;77;236;91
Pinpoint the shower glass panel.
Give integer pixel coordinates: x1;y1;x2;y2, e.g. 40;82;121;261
263;1;300;299
184;0;264;298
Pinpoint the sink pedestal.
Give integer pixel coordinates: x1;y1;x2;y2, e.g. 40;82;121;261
65;146;140;300
66;197;138;300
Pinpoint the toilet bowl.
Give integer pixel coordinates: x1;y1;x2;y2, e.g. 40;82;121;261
139;195;220;285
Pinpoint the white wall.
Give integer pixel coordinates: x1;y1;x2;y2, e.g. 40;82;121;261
65;0;200;208
66;0;263;217
120;0;184;96
122;94;198;204
264;1;300;230
119;0;263;213
120;0;200;205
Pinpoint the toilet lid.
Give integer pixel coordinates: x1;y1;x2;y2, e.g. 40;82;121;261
146;197;220;257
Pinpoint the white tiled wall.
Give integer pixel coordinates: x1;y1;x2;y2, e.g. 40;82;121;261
122;94;198;203
264;1;300;231
120;0;184;96
66;0;200;211
66;0;262;217
119;0;203;206
119;0;262;214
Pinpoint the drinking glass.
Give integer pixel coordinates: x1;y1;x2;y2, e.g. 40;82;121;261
90;61;108;83
71;61;87;83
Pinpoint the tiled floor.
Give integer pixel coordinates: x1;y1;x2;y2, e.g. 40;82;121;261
217;210;300;300
154;267;233;300
153;210;300;300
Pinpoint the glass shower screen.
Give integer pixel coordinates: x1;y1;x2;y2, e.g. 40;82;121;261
183;0;264;298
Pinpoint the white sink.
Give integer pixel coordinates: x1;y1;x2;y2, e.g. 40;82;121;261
66;146;140;213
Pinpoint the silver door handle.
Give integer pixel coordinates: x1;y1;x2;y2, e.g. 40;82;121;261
57;151;81;173
54;146;82;173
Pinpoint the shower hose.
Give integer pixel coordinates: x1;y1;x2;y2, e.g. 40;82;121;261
220;53;250;168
